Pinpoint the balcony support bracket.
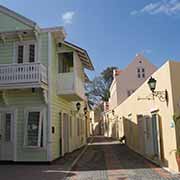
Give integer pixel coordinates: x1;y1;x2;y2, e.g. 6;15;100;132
0;34;6;43
2;91;8;105
43;89;48;104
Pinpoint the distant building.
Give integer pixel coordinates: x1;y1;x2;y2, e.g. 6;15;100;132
105;60;180;173
108;54;157;109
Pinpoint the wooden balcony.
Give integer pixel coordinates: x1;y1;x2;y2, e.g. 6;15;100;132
57;72;86;101
0;63;48;89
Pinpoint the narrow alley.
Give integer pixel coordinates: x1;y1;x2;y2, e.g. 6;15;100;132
0;136;180;180
66;136;180;180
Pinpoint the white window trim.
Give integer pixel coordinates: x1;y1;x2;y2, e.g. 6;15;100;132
15;40;38;64
24;107;45;149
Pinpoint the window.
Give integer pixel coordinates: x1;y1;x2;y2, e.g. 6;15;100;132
29;44;35;62
58;52;74;73
16;41;36;63
24;110;43;147
17;45;24;63
127;89;135;97
127;90;131;97
5;113;12;142
137;67;145;78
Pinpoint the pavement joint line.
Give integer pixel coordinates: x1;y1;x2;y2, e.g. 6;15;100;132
62;137;94;180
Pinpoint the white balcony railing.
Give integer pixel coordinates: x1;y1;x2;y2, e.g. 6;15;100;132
0;63;48;87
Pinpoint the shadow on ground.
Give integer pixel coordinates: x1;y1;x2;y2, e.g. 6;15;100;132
72;136;160;171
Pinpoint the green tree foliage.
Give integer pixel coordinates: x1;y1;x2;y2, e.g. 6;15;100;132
85;66;118;109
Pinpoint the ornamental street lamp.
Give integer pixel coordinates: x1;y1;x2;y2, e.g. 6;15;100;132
84;107;88;115
147;77;156;92
76;102;81;111
138;77;168;103
147;77;168;102
112;110;115;116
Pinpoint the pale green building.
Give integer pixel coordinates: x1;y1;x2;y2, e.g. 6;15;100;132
0;5;94;162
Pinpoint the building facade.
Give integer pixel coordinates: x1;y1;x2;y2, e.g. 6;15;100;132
105;61;180;172
108;54;157;110
0;5;94;162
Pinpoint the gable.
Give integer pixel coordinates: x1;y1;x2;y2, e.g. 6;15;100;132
0;12;33;32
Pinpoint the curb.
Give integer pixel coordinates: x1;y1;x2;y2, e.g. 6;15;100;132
63;137;94;180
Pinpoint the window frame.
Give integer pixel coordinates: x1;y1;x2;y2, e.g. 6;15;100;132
15;40;37;64
137;67;145;79
24;107;45;148
4;112;13;142
58;51;74;73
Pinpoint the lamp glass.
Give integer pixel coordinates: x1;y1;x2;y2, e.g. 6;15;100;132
148;77;156;92
76;102;81;111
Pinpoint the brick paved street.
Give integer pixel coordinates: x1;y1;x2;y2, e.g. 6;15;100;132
0;136;180;180
0;147;84;180
66;136;180;180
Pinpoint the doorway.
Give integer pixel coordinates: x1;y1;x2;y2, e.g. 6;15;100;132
151;113;161;160
0;110;15;161
63;113;69;154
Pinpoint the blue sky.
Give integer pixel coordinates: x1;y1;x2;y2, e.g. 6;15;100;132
1;0;180;78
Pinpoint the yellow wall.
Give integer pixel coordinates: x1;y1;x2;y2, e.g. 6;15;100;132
106;61;180;172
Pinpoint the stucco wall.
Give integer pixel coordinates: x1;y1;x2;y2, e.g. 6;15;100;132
106;61;179;172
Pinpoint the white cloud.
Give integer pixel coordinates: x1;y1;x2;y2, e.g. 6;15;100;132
131;0;180;16
142;49;152;54
62;11;75;24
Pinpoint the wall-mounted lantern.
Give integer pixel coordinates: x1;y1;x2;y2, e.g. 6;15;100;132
112;109;115;116
137;77;168;104
76;102;81;111
84;107;88;115
147;77;168;102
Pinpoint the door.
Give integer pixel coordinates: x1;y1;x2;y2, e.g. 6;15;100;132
144;116;154;156
151;114;161;159
59;112;62;157
63;113;69;154
137;115;146;155
0;111;14;160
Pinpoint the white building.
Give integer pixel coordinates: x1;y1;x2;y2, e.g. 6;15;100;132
109;54;157;110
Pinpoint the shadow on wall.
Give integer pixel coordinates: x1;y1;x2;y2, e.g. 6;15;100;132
175;117;180;150
123;114;168;168
94;119;104;135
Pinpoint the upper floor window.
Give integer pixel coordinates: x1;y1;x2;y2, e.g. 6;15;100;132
127;89;135;97
58;52;74;73
16;41;37;63
137;67;145;79
29;44;35;62
17;45;24;63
